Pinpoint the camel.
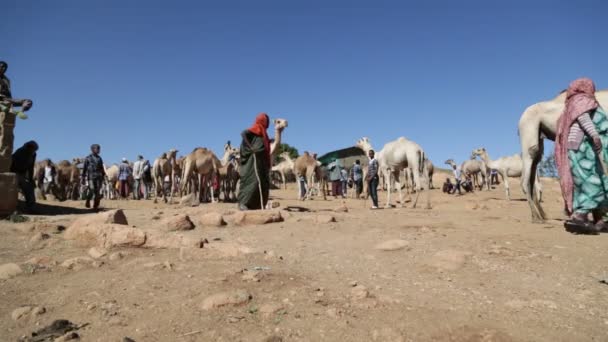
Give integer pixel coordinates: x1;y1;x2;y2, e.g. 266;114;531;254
218;142;240;202
104;164;119;200
269;119;289;155
444;158;489;190
472;147;542;201
49;160;78;201
271;152;295;190
403;160;435;193
180;147;222;203
294;152;327;200
356;137;431;209
518;89;608;222
152;149;177;203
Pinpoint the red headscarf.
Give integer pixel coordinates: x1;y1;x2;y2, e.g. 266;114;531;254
555;78;599;214
248;112;271;167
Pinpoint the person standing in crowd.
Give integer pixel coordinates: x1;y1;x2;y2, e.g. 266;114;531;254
132;155;144;200
452;164;462;195
81;144;106;210
328;158;343;199
42;159;56;195
142;159;152;199
340;167;348;197
118;158;131;199
351;159;363;198
11;140;38;211
367;150;379;209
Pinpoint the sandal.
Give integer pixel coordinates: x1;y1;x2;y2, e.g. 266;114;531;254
564;218;601;235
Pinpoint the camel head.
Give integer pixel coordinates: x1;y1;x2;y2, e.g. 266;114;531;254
471;148;486;158
355;137;373;152
167;149;178;160
223;143;239;161
278;151;292;161
273;118;288;131
444;159;456;167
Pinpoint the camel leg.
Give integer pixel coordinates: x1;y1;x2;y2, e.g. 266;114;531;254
395;172;404;208
412;167;422;208
385;171;392;208
521;143;546;222
501;171;510;200
535;172;543;203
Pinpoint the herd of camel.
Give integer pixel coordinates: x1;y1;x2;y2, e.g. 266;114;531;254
33;88;608;222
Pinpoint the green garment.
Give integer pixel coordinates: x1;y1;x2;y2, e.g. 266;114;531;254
238;130;270;210
568;107;608;215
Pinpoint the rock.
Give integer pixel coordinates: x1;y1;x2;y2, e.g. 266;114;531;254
201;290;252;310
54;332;80;341
88;247;108;259
179;193;199;207
263;336;283;342
198;212;226;227
69;209;128;228
163;214;195;231
259;303;284;316
270;201;281;209
64;224;146;249
316;215;336;224
428;250;472;271
33;222;66;234
334;205;349;213
233;210;283;226
61;257;95;270
31;306;46;317
0;263;23;280
374;239;409;251
30;232;51;244
25;256;56;267
109;252;127;261
206;242;253;257
144;232;206;249
351;285;370;300
242;270;263;282
12;306;33;321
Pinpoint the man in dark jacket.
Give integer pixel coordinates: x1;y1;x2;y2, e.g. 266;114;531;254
81;144;106;209
11;140;38;210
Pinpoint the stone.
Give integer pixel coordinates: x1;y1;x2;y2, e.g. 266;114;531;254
88;247;108;259
233;210;283;226
259;303;284;316
351;285;370;300
374;239;409;251
33;222;66;234
25;256;55;267
179;193;199;207
61;256;95;270
201;290;252;310
31;306;46;317
0;173;18;216
30;232;51;244
316;215;336;224
54;332;80;341
64;223;146;249
0;263;23;280
109;252;127;261
69;209;128;228
198;212;226;227
428;250;472;271
163;214;195;231
11;306;33;321
334;205;349;213
144;232;205;249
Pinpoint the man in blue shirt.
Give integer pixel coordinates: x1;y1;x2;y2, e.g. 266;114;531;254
367;151;379;209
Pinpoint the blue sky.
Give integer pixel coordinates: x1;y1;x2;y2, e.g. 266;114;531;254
3;0;606;166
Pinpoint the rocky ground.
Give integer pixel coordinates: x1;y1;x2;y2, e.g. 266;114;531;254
1;175;607;342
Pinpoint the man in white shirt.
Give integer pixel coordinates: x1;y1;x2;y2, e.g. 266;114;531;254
132;155;145;200
43;159;56;195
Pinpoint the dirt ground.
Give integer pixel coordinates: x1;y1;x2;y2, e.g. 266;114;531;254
1;174;607;342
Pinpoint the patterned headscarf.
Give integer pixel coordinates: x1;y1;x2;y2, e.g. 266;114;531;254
248;113;271;167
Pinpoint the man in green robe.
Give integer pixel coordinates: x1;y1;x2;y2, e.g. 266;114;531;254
238;113;272;210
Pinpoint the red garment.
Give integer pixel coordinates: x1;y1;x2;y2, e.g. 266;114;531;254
555;78;600;214
247;112;271;167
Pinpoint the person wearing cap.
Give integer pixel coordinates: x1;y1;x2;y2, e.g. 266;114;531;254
118;158;132;199
132;155;145;200
11;140;38;210
81;144;106;209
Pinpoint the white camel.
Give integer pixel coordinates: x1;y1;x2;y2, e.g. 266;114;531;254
472;147;542;201
518;89;608;222
445;157;489;190
356;137;431;209
152;149;178;203
271;152;295;190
